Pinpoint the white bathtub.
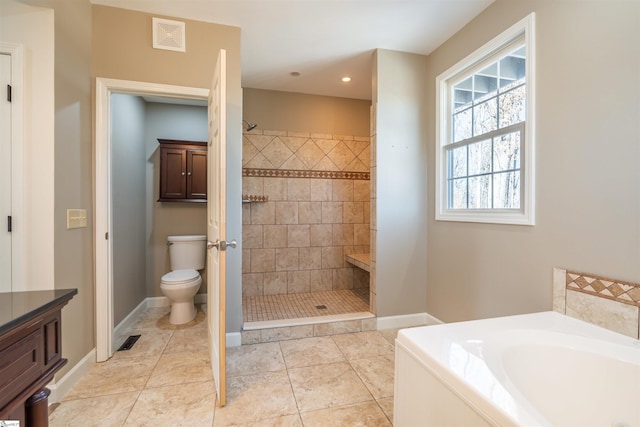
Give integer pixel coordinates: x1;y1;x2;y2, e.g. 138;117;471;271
394;311;640;427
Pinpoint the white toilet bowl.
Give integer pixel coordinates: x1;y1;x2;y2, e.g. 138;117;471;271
160;269;202;324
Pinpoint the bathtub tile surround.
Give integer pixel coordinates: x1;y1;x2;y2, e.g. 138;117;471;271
553;267;640;338
242;129;370;298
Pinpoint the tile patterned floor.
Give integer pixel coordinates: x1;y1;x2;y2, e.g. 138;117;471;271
243;289;370;322
50;305;398;426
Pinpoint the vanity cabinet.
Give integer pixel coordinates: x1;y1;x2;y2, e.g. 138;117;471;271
158;139;207;202
0;288;77;427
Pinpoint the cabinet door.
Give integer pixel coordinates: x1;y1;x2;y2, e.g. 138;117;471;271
160;148;187;199
187;149;207;200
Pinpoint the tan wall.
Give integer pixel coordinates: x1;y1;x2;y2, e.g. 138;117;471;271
243;88;370;136
93;5;244;332
19;0;94;380
373;49;429;318
425;0;640;322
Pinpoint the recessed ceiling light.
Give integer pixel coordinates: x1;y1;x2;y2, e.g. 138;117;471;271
342;76;352;82
290;71;301;77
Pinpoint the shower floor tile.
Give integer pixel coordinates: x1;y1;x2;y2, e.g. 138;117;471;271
243;290;370;323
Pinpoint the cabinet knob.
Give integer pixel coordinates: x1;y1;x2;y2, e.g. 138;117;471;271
181;172;185;176
188;172;192;176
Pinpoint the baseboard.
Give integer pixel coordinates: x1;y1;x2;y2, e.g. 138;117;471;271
48;348;96;404
226;332;241;348
376;312;444;330
113;298;148;352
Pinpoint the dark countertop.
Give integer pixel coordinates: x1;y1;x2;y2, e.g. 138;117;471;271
0;289;78;336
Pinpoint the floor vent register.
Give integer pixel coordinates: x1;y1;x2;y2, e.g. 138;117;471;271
118;334;141;351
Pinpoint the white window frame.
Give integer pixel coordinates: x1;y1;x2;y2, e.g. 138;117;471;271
435;13;535;225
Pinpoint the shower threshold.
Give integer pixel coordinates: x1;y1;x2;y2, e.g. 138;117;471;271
244;311;374;330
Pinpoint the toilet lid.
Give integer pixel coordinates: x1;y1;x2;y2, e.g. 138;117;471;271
161;269;199;284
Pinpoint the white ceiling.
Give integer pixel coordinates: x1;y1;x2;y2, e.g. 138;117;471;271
91;0;494;100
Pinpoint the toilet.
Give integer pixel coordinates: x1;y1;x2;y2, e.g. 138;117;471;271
161;235;206;325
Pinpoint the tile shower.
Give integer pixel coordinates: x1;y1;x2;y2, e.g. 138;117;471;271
242;129;371;323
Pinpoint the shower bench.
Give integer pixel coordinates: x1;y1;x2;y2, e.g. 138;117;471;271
345;253;370;272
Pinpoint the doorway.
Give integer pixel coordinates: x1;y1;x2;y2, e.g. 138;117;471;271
94;78;209;362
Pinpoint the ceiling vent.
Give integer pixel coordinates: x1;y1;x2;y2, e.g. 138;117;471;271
152;17;186;52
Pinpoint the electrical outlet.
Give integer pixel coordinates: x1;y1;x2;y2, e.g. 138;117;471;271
67;209;87;229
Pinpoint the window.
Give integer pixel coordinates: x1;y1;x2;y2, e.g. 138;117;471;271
436;14;535;225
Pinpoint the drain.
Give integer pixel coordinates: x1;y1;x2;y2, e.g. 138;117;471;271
118;334;141;351
315;305;327;310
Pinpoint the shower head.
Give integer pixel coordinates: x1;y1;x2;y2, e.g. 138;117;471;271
243;120;258;132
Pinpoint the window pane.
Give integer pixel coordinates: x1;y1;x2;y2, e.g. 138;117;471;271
449;146;467;178
451;178;467;209
493;131;520;172
500;53;525;82
468;175;491;209
468;139;492;176
473;98;497;136
453;77;473;111
474;74;497;102
499;85;525;128
493;171;520;209
453;108;472;143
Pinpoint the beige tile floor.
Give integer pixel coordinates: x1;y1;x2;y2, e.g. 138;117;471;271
50;305;399;426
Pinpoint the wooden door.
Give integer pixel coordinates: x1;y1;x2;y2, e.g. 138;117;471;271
207;49;227;406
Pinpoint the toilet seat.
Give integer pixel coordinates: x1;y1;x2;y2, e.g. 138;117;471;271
161;269;201;287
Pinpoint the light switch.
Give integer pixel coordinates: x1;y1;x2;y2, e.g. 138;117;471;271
67;209;87;229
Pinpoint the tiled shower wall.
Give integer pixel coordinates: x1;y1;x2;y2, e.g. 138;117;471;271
242;130;370;296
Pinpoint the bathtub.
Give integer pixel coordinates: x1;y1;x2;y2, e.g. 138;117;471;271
394;311;640;427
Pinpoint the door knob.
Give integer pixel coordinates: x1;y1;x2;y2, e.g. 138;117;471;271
207;239;237;251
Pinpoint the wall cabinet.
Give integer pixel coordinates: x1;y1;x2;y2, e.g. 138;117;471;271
158;139;207;202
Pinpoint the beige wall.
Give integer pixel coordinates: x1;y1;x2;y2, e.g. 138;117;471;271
425;0;640;322
11;0;95;379
373;49;429;318
243;88;370;136
93;5;244;332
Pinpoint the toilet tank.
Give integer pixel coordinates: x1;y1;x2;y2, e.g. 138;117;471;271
167;235;206;270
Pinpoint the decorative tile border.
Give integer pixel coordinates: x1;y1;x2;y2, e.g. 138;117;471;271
566;270;640;307
243;129;370;172
243;168;369;180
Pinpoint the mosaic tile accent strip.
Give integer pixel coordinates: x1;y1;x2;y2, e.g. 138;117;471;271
243;290;370;322
243;129;370;173
243;168;369;180
566;270;640;307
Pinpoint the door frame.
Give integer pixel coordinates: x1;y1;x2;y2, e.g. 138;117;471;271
95;78;208;361
0;43;25;292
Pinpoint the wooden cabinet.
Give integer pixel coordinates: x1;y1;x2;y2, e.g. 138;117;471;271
158;139;207;202
0;289;77;427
